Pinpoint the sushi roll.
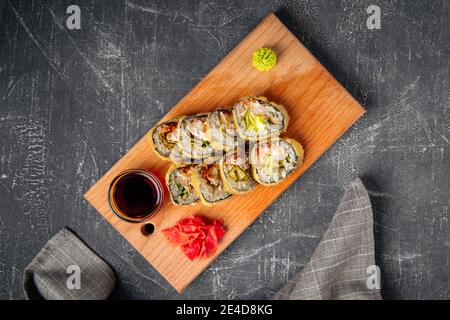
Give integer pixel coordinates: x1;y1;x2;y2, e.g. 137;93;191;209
193;162;232;206
233;96;289;141
250;138;304;185
165;164;199;206
178;113;215;159
149;119;180;161
219;148;256;194
167;145;193;165
207;108;239;151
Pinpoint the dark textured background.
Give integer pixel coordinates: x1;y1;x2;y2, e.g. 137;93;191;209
0;0;449;299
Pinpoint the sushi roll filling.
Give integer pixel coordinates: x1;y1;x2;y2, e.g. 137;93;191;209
179;114;214;158
220;149;256;194
198;163;230;202
153;121;178;156
209;109;237;149
234;98;285;138
168;166;199;205
253;141;298;183
224;152;251;182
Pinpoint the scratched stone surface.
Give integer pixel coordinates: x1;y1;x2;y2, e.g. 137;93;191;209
0;0;448;300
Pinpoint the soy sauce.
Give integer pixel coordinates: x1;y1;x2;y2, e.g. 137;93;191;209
109;170;163;222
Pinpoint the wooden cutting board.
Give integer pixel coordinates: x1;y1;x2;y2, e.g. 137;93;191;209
84;13;365;293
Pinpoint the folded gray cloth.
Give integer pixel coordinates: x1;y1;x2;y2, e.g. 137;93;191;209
23;228;115;300
273;178;382;300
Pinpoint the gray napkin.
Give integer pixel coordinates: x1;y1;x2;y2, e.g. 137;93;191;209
273;178;382;300
23;228;115;300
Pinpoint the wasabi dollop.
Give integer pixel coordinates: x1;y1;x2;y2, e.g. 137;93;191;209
252;47;277;71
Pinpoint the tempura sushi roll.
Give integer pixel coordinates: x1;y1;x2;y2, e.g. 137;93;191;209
193;162;232;206
250;138;304;185
178;113;215;159
168;145;193;165
149;118;181;161
219;148;256;194
165;165;199;206
207;108;239;151
233;96;289;141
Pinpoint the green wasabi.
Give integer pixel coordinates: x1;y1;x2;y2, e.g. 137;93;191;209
252;47;277;71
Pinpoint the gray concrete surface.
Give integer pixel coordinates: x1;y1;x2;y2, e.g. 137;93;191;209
0;0;448;299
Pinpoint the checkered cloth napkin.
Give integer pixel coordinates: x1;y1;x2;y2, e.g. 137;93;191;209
273;178;382;300
22;228;115;300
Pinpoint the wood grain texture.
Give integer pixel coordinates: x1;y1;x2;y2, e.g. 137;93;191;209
83;13;364;292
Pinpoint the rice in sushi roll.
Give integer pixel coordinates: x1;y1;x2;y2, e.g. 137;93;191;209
149;119;181;161
250;138;303;185
233;96;289;141
192;162;232;206
207;108;239;151
166;164;199;206
219;148;256;194
178;113;215;159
